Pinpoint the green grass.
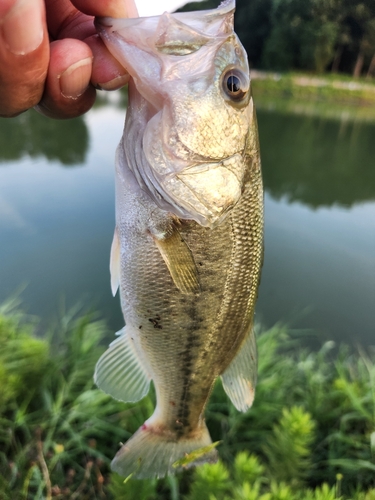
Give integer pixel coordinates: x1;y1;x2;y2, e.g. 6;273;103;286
252;71;375;103
0;301;374;499
251;71;375;122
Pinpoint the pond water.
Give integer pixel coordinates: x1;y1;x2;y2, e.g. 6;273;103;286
0;93;374;346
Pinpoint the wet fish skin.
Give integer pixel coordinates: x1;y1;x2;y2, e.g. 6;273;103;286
94;0;263;479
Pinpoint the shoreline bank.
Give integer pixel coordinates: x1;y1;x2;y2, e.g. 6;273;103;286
251;70;375;121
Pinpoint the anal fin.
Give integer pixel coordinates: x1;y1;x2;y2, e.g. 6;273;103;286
94;325;151;403
221;329;257;412
153;226;200;295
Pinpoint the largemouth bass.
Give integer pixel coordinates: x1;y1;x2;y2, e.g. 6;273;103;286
94;0;263;479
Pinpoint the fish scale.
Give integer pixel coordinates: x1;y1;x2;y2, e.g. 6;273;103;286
94;0;263;479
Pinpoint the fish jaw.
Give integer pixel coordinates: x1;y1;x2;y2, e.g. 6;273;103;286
94;4;234;109
95;0;254;228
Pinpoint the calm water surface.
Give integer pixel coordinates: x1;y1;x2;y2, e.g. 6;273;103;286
0;94;374;345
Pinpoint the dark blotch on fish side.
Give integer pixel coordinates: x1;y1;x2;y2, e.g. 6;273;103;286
148;317;163;329
186;334;201;349
183;353;193;363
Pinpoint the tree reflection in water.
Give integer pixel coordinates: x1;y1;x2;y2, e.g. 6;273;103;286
0;96;373;345
0;110;88;166
259;110;375;208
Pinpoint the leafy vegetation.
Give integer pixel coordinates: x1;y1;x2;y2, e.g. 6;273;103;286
0;301;374;499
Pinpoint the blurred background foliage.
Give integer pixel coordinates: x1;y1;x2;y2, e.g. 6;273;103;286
0;302;374;499
178;0;375;77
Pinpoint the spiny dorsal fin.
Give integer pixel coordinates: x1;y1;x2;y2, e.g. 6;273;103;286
221;329;257;412
94;326;151;403
110;227;121;297
153;226;201;295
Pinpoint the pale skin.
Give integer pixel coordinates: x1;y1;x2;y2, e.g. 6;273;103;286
0;0;139;119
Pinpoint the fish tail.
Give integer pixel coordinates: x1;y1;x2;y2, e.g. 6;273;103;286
111;418;217;479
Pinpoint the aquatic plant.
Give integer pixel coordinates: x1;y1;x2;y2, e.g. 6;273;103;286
0;303;374;499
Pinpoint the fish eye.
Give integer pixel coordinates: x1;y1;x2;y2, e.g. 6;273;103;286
222;68;249;103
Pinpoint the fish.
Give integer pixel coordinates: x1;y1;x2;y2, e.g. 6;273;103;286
94;0;263;479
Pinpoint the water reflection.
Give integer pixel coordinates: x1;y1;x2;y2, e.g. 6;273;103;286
257;194;375;345
2;101;374;208
258;111;375;208
0;99;373;345
0;110;88;166
0;90;128;167
0;105;125;331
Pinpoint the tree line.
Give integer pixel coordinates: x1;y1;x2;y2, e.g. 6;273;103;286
178;0;375;77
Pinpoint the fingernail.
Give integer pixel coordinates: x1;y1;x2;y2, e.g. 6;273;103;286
97;74;130;91
60;58;93;99
3;0;44;55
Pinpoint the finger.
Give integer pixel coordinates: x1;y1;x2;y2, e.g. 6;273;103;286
0;0;49;117
45;0;137;40
70;0;138;18
45;0;130;91
35;39;96;119
85;35;130;90
45;0;97;40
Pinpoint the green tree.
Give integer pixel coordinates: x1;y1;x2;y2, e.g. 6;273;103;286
332;0;375;76
262;0;342;73
177;0;274;69
178;0;375;76
234;0;274;69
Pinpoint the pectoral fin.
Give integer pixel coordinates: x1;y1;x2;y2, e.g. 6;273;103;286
110;227;121;296
221;329;257;412
153;227;200;295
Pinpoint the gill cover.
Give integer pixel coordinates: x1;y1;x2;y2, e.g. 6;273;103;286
96;0;253;228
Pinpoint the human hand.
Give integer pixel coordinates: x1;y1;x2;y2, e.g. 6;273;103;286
0;0;138;119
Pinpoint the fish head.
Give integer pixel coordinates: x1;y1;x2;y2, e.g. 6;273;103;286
96;0;258;228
